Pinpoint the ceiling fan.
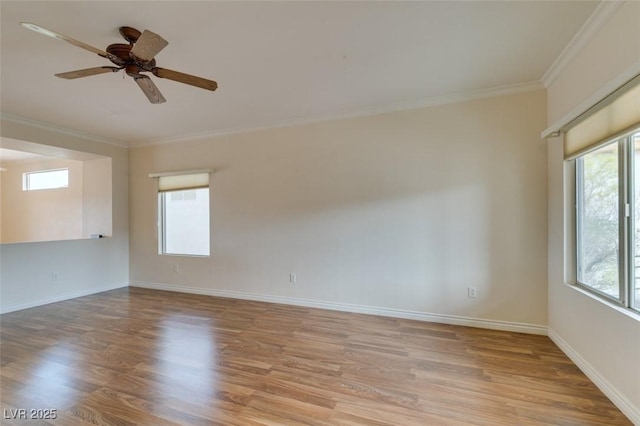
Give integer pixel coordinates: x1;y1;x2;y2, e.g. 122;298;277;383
21;22;218;104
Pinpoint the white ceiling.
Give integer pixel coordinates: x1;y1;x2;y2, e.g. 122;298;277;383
1;1;598;147
0;148;47;164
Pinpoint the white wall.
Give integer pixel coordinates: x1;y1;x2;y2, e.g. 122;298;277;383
1;158;84;243
130;89;548;331
546;2;640;423
82;157;113;238
0;118;129;313
1;155;113;243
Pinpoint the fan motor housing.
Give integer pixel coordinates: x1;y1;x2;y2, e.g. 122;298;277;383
106;43;155;69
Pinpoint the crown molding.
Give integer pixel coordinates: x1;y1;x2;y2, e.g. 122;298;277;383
2;80;544;150
541;1;624;88
542;59;640;138
0;113;129;148
133;80;544;147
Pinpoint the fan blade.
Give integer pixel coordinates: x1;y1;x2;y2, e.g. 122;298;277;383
151;67;218;91
130;30;168;62
21;22;122;64
55;66;121;79
134;75;166;104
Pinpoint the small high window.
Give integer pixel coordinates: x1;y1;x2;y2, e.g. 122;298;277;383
22;168;69;191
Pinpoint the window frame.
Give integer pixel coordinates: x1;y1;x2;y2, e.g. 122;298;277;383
570;126;640;313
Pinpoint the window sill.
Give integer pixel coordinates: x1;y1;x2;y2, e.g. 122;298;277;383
159;253;210;258
566;281;640;322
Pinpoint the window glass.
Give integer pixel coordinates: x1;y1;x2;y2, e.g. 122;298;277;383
576;143;619;298
23;168;68;191
160;188;209;256
633;132;640;309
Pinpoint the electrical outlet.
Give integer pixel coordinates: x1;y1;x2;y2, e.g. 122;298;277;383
468;286;477;298
173;265;179;273
51;272;59;281
289;273;296;284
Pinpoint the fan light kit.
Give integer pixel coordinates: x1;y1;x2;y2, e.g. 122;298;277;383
21;22;218;104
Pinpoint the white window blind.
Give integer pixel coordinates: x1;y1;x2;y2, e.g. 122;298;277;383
149;169;211;192
564;74;640;159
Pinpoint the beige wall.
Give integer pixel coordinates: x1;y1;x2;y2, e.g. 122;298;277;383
0;118;129;313
547;3;640;125
1;156;113;243
82;157;113;238
130;89;548;329
1;158;84;243
546;1;640;422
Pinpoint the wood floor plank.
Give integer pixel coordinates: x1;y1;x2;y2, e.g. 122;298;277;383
0;287;632;425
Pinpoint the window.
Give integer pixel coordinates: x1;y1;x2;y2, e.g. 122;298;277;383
573;128;640;311
153;171;210;256
563;74;640;314
22;168;68;191
633;133;640;309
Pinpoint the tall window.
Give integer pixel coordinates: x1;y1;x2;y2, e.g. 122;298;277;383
154;171;210;257
634;133;640;309
565;74;640;313
574;128;640;311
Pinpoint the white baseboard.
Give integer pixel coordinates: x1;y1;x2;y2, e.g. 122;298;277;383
130;281;548;335
548;328;640;425
0;282;128;314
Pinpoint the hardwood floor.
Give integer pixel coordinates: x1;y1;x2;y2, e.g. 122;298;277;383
0;287;631;425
